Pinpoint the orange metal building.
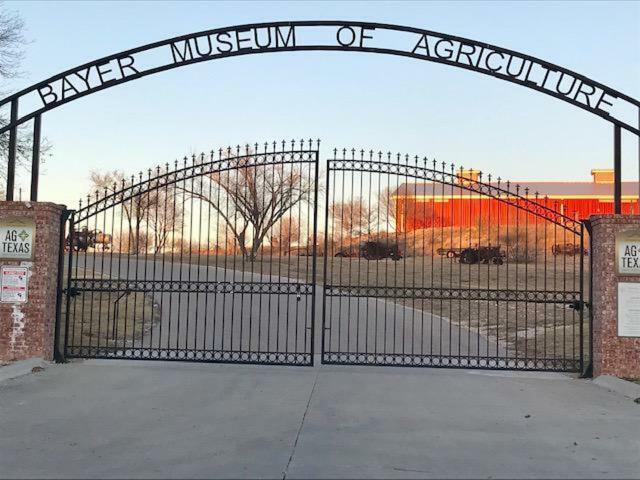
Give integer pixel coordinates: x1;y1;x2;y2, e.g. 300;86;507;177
393;169;639;232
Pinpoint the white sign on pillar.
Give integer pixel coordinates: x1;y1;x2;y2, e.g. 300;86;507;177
0;266;28;303
616;231;640;275
618;282;640;337
0;218;36;261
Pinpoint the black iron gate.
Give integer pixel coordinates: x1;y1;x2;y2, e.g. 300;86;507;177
321;149;587;372
59;141;588;372
61;141;320;366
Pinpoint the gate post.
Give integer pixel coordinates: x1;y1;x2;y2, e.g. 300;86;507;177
0;201;66;363
589;215;640;378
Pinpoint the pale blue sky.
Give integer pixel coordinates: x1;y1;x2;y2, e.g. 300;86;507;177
4;0;640;206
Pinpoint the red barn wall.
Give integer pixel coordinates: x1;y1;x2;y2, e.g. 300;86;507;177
396;197;639;232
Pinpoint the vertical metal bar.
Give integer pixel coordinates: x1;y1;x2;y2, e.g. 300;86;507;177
5;98;18;201
63;212;75;358
310;147;320;364
614;124;622;214
30;114;41;202
321;154;332;364
54;209;71;362
579;223;585;373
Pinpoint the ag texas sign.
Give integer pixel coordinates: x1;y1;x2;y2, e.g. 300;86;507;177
0;218;35;260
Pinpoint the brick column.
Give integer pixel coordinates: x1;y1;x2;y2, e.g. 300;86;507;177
590;214;640;378
0;202;65;363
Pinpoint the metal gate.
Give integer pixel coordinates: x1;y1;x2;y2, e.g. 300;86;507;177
321;149;587;372
59;141;588;372
61;141;320;366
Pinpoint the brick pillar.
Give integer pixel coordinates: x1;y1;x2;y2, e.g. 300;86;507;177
590;214;640;378
0;202;65;363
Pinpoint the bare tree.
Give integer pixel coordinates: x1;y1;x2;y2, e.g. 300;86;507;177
270;216;300;254
0;9;30;192
89;170;159;254
147;185;183;253
377;186;398;230
329;198;377;238
181;152;314;261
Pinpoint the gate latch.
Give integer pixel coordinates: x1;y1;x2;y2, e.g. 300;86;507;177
568;300;584;311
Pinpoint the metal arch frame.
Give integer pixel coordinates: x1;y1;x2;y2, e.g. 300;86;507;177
329;155;583;234
1;20;639;204
0;21;638;132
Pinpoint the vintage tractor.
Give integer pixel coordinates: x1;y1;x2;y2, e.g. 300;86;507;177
551;243;587;256
335;240;403;261
458;245;505;265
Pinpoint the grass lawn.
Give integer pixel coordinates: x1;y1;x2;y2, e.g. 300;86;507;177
63;268;160;352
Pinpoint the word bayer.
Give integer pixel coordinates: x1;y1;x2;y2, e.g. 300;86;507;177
36;23;615;118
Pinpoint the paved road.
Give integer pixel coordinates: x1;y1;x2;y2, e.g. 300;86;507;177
70;255;498;363
0;360;638;478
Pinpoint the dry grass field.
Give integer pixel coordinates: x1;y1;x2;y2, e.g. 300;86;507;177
63;268;159;351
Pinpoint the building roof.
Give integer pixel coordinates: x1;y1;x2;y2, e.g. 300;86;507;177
394;181;639;199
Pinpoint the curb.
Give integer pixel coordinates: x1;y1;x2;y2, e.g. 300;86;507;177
592;375;640;401
0;358;48;384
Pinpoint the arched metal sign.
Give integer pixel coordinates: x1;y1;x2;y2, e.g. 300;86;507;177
2;21;639;203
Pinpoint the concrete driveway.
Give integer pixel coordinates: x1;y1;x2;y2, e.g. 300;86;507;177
1;360;638;479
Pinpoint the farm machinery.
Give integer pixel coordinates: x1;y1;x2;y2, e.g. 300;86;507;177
437;245;505;265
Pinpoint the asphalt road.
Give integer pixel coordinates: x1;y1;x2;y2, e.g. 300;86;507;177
68;254;499;364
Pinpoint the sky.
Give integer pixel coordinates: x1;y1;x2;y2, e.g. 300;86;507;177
3;0;640;207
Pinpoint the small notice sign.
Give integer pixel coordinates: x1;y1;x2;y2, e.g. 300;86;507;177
618;282;640;337
0;218;36;260
0;266;28;303
616;231;640;275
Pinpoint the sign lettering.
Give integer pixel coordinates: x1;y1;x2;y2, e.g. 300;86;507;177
616;231;640;275
5;22;634;135
0;219;36;261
